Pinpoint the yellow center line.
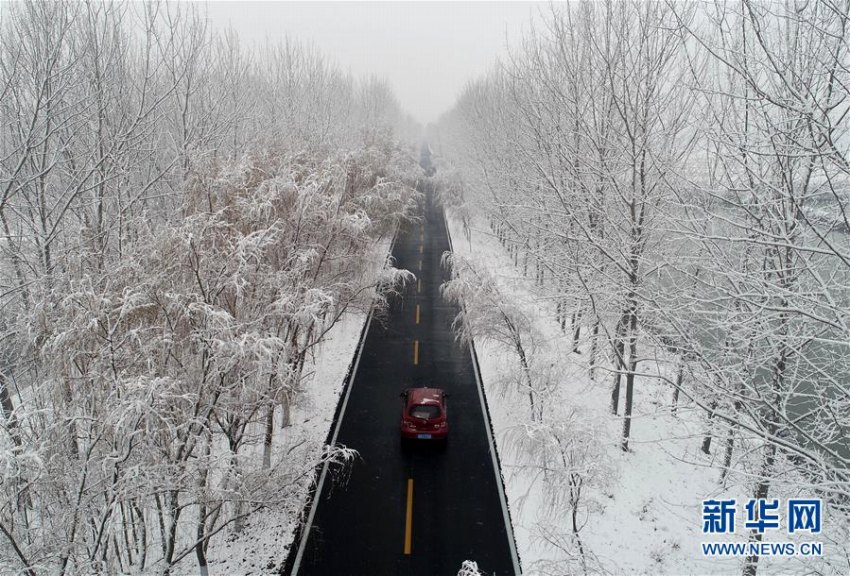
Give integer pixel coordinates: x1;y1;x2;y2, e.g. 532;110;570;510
419;244;423;254
415;304;420;324
404;478;414;555
417;278;421;293
413;340;419;365
418;260;422;271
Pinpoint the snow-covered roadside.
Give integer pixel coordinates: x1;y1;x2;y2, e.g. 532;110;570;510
204;311;368;575
443;211;845;575
168;238;392;576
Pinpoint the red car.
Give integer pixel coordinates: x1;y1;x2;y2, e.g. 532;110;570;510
400;387;448;442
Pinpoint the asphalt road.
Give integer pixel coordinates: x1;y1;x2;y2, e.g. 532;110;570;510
289;188;520;575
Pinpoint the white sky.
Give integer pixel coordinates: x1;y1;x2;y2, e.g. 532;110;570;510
204;2;543;126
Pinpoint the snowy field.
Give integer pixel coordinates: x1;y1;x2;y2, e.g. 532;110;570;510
444;211;848;576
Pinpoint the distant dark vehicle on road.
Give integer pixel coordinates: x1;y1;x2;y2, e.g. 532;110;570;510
400;387;448;442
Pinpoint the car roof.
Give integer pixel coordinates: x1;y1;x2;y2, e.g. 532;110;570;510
405;387;444;404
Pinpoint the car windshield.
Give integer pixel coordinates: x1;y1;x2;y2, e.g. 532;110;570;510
409;404;441;420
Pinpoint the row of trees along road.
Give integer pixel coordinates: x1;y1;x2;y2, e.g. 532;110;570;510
433;1;850;575
0;2;422;574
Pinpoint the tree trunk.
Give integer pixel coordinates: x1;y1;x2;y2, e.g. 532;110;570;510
195;525;209;576
610;314;627;415
720;425;735;484
610;362;622;415
120;502;133;569
621;333;638;452
569;473;587;575
671;361;683;415
226;433;245;533
514;339;538;422
280;393;292;429
589;320;600;381
196;436;210;576
619;286;640;450
162;491;181;573
701;401;718;455
154;494;168;559
571;309;582;353
132;501;147;570
742;443;776;576
522;242;528;277
262;404;275;469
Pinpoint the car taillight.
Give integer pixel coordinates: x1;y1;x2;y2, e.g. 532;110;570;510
438;422;446;428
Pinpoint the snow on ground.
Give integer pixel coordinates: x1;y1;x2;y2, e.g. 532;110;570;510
244;314;366;572
165;309;368;576
444;211;842;575
167;238;393;576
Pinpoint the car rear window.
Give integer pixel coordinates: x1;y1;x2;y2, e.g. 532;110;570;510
410;404;441;419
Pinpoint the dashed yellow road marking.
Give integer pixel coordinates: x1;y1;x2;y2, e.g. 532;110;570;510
404;478;414;555
419;244;423;254
418;260;422;271
417;278;421;293
415;304;420;324
413;340;419;365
